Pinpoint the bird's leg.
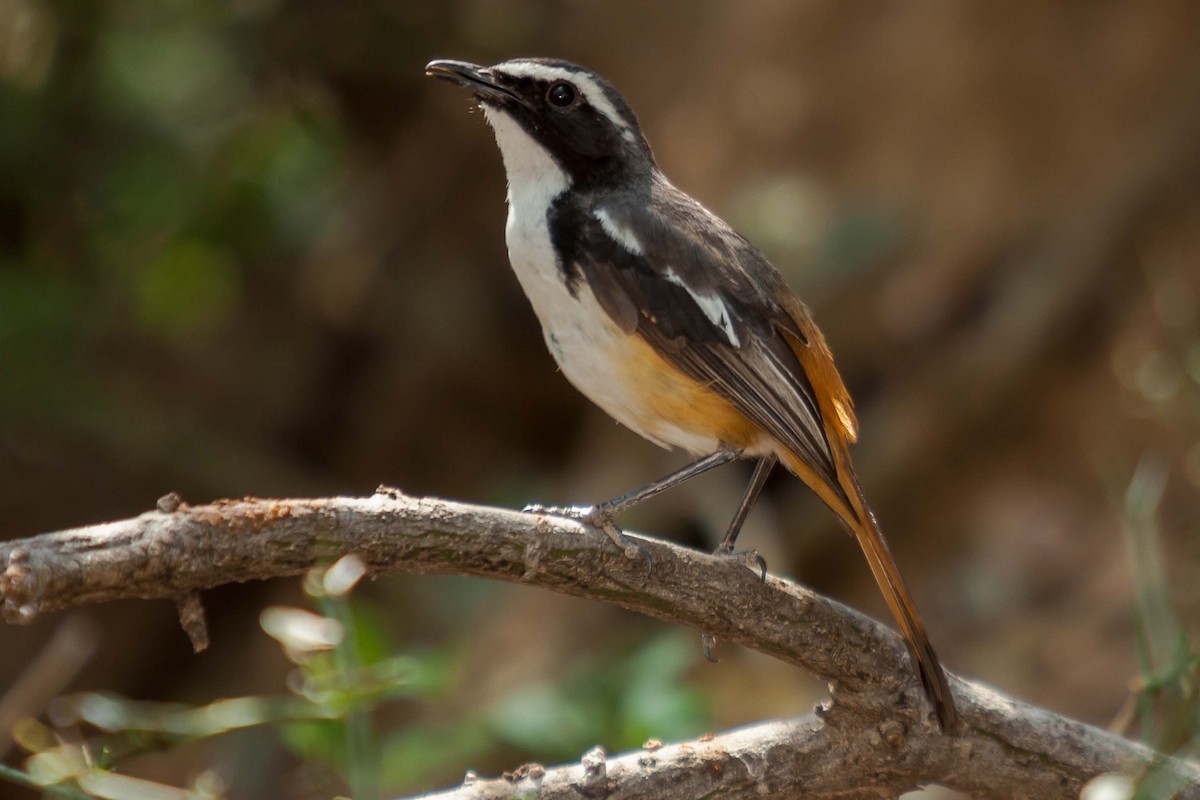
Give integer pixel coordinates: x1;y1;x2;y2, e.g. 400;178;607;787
700;455;777;661
596;448;740;517
524;449;740;574
715;454;776;580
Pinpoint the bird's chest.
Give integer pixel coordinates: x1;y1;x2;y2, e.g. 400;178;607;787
503;199;734;455
504;198;632;406
484;107;728;453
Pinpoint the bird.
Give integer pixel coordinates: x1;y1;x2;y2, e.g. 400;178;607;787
425;56;959;732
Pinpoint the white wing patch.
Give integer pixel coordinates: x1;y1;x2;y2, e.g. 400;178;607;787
498;62;637;143
593;208;644;255
663;267;741;347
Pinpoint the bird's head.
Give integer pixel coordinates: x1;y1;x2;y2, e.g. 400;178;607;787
426;57;655;188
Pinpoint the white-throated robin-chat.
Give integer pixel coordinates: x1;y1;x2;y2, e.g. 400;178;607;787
427;57;959;732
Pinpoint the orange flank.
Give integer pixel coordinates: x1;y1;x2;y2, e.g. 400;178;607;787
616;333;764;453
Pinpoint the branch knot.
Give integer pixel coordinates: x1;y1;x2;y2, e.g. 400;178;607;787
2;546;38;624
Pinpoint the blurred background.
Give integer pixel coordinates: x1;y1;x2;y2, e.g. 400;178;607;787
2;1;1199;798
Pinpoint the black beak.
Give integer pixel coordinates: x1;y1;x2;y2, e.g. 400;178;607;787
425;59;523;106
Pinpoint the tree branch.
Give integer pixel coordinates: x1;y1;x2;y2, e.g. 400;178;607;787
2;491;1196;798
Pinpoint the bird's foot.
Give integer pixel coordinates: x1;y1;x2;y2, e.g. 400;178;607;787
698;548;766;661
713;544;768;581
523;503;653;576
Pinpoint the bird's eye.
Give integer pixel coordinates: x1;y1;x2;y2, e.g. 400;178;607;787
546;81;576;107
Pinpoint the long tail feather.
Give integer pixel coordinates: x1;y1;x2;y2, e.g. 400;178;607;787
842;490;959;732
779;300;958;730
778;448;959;731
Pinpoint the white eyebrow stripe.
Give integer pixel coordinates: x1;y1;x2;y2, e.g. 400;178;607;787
662;267;740;347
593;208;643;255
498;62;636;140
498;62;580;83
571;74;635;139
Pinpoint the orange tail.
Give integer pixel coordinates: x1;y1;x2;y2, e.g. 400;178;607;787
779;304;958;731
840;482;959;732
780;448;959;732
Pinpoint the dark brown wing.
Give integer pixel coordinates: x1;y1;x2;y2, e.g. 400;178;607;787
547;177;841;489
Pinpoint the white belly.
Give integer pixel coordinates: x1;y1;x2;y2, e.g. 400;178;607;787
504;198;661;445
483;105;722;454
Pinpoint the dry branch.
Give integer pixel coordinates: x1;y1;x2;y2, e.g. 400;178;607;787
2;491;1197;799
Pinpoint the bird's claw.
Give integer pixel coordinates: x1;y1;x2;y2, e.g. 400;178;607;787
714;545;768;581
523;503;653;577
700;633;719;663
623;541;654;578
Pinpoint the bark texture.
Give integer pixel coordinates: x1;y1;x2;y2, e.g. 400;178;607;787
2;491;1196;799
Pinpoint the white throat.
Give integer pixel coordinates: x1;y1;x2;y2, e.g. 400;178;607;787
479;104;571;314
481;105;571;209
